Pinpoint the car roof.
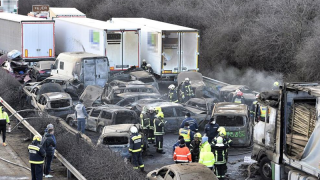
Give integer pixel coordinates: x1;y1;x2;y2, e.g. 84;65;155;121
116;92;160;98
220;85;248;91
88;105;135;112
213;102;248;115
129;71;153;79
163;163;216;179
187;98;216;105
145;102;182;108
43;92;71;101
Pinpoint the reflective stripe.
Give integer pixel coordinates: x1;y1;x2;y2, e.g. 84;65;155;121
139;164;144;168
203;160;214;163
260;107;267;117
179;129;191;142
28;145;40;151
175;160;189;162
29;160;44;164
132;135;141;141
133;167;139;169
154;132;164;135
129;148;142;152
176;155;188;157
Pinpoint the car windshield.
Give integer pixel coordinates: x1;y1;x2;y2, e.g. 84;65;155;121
215;115;245;126
50;99;70;108
139;77;154;83
114;111;138;124
103;136;128;145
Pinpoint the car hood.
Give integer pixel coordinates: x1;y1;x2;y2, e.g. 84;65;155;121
184;106;207;114
80;85;103;107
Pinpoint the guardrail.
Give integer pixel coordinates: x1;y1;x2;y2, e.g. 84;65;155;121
203;76;230;86
0;97;86;180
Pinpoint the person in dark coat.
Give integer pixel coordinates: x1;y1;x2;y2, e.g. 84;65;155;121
28;135;46;180
41;129;56;178
204;117;220;143
180;112;198;132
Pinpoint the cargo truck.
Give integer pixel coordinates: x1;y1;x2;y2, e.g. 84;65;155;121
0;13;55;61
110;18;199;80
55;18;140;73
48;7;86;19
251;84;320;180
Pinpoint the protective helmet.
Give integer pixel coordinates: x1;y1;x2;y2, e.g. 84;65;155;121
274;81;279;87
185;78;190;82
130;126;138;133
148;107;155;112
218;127;227;137
255;93;260;99
33;135;42;142
216;136;224;144
236;91;243;96
235;89;241;93
147;64;151;68
194;133;202;139
47;124;54;130
142;59;146;63
155;107;162;113
168;84;175;90
157;112;164;119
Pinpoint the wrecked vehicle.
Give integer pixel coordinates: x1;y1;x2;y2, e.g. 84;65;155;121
252;83;320;180
66;105;139;134
25;83;74;118
184;98;219;115
0;50;30;82
212;102;252;147
219;85;257;106
115;92;162;107
101;80;160;104
145;102;209;132
97;124;147;159
130;98;167;115
146;163;218;180
29;61;54;81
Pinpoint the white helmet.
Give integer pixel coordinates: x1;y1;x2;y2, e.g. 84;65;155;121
130;126;138;133
148;107;155;112
168;84;175;90
185;78;190;81
142;59;146;62
147;64;151;68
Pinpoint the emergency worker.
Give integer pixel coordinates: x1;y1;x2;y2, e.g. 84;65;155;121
258;105;267;122
141;59;147;70
190;133;201;162
213;127;232;147
168;84;178;103
154;112;165;154
129;126;144;171
180;78;194;103
140;106;149;141
212;137;228;179
173;139;192;163
180;112;198;132
272;81;280;90
250;94;259;120
28;135;46;180
232;91;246;104
0;106;10;146
179;122;194;148
204;118;220;143
199;150;215;170
145;107;156;143
200;136;211;152
172;136;184;153
146;64;154;74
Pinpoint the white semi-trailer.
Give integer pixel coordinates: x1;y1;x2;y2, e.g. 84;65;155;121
55;18;140;72
48;7;86;19
110;18;199;79
0;13;55;61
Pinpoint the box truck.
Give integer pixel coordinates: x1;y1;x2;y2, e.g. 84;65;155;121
0;13;55;61
55;18;140;73
49;7;86;19
110;18;199;79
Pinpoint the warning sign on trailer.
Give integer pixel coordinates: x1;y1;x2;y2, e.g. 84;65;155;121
32;5;49;12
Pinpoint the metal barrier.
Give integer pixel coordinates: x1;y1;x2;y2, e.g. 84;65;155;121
203;76;230;86
0;97;86;180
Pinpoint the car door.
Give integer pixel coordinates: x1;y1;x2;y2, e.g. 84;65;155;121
87;108;101;132
161;107;177;132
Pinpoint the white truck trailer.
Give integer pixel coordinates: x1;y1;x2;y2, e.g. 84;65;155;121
110;18;199;79
55;18;140;73
0;13;55;61
48;7;86;19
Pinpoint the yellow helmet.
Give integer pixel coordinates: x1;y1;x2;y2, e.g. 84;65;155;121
194;133;202;138
218;127;227;137
156;112;164;119
274;81;279;87
33;135;42;142
155;107;162;113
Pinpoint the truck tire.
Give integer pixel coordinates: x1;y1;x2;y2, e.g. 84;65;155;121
260;157;272;180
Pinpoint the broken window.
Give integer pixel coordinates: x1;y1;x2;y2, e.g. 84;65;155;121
91;109;101;117
100;111;112;119
103;136;128;145
50;99;70;108
157;168;169;178
216;115;245;126
114;111;137;124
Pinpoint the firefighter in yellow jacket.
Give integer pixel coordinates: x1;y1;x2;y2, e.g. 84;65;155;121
0;107;10;147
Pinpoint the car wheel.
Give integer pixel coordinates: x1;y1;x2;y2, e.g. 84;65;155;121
67;118;75;127
97;125;103;134
259;157;272;180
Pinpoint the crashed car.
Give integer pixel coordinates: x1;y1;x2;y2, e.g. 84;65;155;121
219;85;257;106
184;98;219;115
146;163;218;180
0;50;30;82
145;102;209;132
130;98;167;115
101;80;160;104
212;102;252;147
108;68;159;89
115;92;163;107
66;105;139;134
29;61;54;81
25;83;74;118
97;124;147;159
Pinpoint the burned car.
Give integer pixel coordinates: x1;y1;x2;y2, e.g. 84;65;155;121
212;102;252;147
219;85;257;106
66;105;139;134
145;102;209;132
130;98;167;115
146;163;218;180
97;124;147;159
184;98;219;115
115;92;163;107
101;80;160;104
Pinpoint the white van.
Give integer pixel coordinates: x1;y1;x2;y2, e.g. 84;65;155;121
51;52;109;87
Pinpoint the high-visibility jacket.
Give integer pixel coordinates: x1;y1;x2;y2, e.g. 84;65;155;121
168;89;178;103
181;82;194;97
129;133;143;153
200;141;211;152
0;107;10;126
179;128;191;142
212;144;227;165
260;106;267;118
173;146;192;163
199;151;215;168
28;143;46;164
154;118;165;136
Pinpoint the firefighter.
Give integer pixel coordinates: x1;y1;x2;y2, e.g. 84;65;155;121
204;117;220;143
154;112;165;154
213;127;232;147
272;81;280;90
140;106;149;143
250;94;259;120
145;107;156;144
141;59;147;70
129;126;144;171
0;106;10;147
180;112;198;132
168;84;178;103
28;135;46;180
258;105;267;122
173;139;192;163
213;137;228;179
146;64;154;74
190;133;201;162
199;150;215;170
200;136;211;152
179;122;194;148
232;90;246;104
180;78;194;103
